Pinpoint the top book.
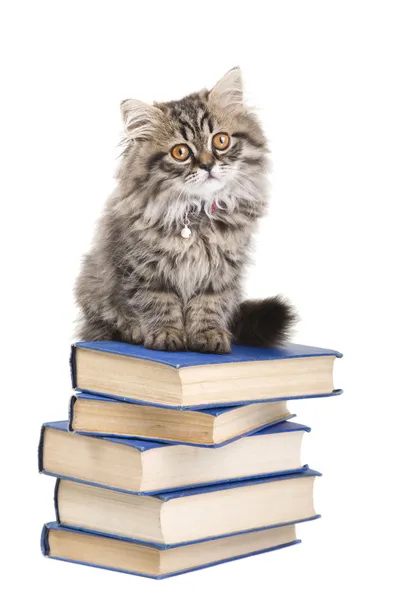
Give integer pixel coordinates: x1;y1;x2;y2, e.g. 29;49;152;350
71;341;342;410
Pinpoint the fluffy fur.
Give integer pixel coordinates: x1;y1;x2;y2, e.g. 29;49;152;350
75;68;295;353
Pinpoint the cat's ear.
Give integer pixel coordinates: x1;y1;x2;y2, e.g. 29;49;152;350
120;99;162;142
209;67;243;110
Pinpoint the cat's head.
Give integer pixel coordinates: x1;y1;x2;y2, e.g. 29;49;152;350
119;68;268;226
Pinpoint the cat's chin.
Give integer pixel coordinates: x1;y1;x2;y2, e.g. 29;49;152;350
189;176;226;197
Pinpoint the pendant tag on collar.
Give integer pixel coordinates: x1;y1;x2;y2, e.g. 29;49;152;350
181;213;192;239
180;225;192;239
179;202;217;239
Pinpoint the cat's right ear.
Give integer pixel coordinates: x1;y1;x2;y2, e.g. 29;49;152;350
120;99;162;142
209;67;243;111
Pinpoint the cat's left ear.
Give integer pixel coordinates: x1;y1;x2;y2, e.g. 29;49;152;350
120;99;163;142
209;67;243;109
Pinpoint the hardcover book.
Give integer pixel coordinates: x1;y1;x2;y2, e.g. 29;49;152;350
54;468;320;546
69;392;294;446
41;522;300;579
71;341;342;409
39;420;310;494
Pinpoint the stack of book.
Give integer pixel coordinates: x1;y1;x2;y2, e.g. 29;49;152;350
39;341;342;579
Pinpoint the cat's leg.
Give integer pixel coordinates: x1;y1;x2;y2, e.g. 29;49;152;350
133;290;186;351
185;291;236;354
76;296;145;344
77;316;116;341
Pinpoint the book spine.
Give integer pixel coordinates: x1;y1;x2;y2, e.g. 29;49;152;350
38;425;46;473
70;345;77;388
54;480;61;523
40;524;50;556
68;396;77;432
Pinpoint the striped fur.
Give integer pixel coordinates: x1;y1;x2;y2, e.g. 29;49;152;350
75;68;295;353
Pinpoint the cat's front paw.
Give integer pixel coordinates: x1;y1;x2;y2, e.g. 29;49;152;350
188;329;232;354
120;323;144;345
144;328;186;352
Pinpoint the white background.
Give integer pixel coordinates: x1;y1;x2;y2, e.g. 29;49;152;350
1;1;399;597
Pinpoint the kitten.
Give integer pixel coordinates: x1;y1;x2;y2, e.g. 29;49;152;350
75;68;295;353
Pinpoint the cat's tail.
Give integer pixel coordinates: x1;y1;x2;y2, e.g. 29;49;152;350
231;296;297;348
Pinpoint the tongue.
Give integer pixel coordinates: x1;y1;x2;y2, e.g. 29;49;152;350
211;202;217;213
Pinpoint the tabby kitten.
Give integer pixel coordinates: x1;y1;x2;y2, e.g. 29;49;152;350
75;68;295;353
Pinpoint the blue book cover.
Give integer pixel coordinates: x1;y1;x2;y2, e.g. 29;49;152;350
41;521;302;579
150;467;321;502
53;468;321;548
39;420;311;495
72;340;342;370
69;392;297;447
71;341;342;410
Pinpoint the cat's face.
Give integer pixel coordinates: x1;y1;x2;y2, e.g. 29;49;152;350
120;68;267;224
158;117;237;197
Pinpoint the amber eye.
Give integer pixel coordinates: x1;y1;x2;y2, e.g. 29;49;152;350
212;132;230;151
171;144;191;161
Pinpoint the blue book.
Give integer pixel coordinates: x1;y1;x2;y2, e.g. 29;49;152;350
71;341;342;409
69;391;296;447
41;521;302;579
39;420;310;495
54;468;321;548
